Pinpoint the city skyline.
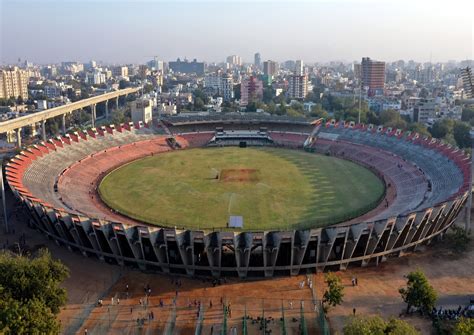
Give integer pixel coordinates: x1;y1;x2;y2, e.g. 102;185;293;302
1;0;473;65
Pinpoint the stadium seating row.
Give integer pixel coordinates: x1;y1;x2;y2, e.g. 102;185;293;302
4;118;470;277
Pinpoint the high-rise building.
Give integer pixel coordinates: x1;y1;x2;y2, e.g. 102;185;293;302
147;59;164;72
220;73;234;102
288;75;308;99
61;61;84;74
169;58;205;75
353;63;362;80
0;67;29;99
295;60;304;76
254;53;261;69
86;70;106;85
240;76;263;106
204;72;234;101
361;57;386;96
226;55;242;67
42;65;57;78
263;60;279;77
154;72;164;86
461;67;474;99
204;73;221;91
113;66;129;78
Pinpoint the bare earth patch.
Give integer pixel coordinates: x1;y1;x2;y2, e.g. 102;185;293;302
219;168;260;182
6;194;472;335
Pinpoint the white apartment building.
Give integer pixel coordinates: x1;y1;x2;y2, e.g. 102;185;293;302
226;55;242;67
295;60;304;76
131;98;153;123
204;73;234;101
86;71;106;85
0;67;29;99
220;74;234;102
288;74;308;99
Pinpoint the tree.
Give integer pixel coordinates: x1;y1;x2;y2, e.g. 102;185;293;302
461;107;474;123
399;270;437;314
343;315;386;335
379;109;406;128
385;318;420;335
343;316;419;335
0;97;16;106
286;107;304;117
310;104;329;119
0;296;60;334
262;86;275;103
119;80;130;89
0;250;69;334
194;97;205;110
445;225;471;253
322;272;344;311
110;107;129;124
453;121;471;148
366;110;380;125
429;119;453;139
143;83;154;94
453;317;474;335
407;123;430;137
290;101;304;113
419;88;429;99
193;89;210;105
264;101;277;114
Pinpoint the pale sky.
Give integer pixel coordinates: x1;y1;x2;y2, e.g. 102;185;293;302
0;0;473;65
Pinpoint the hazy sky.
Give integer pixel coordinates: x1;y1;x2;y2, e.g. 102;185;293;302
1;0;473;65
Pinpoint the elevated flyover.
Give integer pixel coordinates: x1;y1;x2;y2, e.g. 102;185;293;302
0;87;140;147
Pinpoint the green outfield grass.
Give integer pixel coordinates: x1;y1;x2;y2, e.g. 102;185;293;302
98;147;385;230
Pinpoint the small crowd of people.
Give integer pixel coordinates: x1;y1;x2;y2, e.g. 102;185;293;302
429;305;474;321
299;276;314;289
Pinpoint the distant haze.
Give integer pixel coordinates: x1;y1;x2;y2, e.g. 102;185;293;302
1;0;473;65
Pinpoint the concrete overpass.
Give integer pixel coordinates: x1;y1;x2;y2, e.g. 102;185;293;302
0;87;140;147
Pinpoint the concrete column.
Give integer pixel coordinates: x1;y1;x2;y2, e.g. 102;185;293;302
16;128;22;148
91;104;97;128
105;100;109;120
0;164;9;234
41;120;47;142
466;130;474;234
62;114;67;134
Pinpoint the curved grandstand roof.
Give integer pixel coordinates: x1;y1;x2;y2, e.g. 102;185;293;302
162;112;316;125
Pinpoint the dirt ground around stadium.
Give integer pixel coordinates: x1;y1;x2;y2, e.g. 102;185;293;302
2;195;473;335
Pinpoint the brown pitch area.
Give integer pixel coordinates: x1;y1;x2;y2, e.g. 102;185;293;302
219;168;260;182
